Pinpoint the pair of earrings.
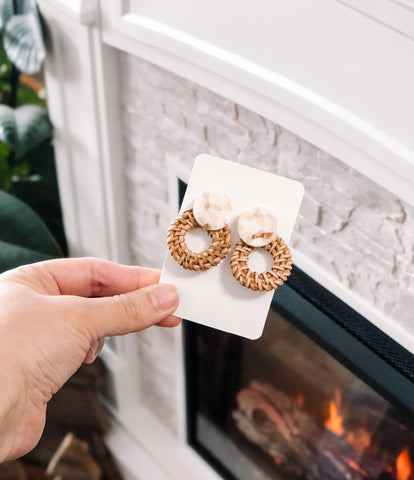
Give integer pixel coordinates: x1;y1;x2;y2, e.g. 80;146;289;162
167;191;292;291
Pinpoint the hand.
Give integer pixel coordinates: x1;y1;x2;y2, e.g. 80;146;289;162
0;257;180;462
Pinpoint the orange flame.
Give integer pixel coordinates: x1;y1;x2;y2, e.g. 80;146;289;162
396;447;413;480
324;390;344;435
296;393;304;408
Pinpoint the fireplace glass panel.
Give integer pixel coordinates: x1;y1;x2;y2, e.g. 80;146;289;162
185;268;414;480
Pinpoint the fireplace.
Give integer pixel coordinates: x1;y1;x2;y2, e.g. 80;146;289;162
185;266;414;480
38;1;414;479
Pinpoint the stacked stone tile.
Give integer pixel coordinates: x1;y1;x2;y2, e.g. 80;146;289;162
118;53;414;434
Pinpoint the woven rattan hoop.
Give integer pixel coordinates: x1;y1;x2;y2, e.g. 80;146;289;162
167;208;231;271
230;237;292;291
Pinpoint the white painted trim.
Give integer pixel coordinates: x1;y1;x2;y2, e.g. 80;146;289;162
38;0;98;24
100;343;142;412
105;418;171;480
166;156;192;444
39;3;130;263
173;324;188;444
104;404;223;480
101;2;414;206
88;35;131;265
337;0;414;39
166;155;191;220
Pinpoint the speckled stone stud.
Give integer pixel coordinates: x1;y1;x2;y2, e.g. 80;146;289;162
231;207;292;291
167;191;233;271
237;207;277;247
193;191;233;230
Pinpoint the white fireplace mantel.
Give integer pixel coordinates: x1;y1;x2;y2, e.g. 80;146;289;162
103;0;414;205
41;0;414;211
37;1;414;478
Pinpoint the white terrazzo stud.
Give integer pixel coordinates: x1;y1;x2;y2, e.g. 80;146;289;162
193;191;233;230
237;207;277;247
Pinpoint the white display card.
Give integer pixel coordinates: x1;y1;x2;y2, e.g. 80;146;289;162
160;154;304;339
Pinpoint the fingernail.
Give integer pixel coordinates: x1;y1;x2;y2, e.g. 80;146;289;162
90;339;101;358
84;339;102;364
150;284;178;311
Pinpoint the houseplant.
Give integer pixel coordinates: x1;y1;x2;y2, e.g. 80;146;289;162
0;0;65;273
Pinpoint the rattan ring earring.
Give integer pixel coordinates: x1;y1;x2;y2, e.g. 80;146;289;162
230;207;292;291
167;191;233;271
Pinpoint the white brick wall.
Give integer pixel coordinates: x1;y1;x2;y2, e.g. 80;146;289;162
118;52;414;433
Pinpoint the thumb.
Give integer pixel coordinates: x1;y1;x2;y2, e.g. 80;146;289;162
71;283;179;339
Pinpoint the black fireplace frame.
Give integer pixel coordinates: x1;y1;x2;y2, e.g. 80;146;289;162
184;265;414;479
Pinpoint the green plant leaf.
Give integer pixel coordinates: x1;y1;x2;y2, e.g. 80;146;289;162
0;138;9;159
0;0;14;30
10;142;67;254
0;104;52;158
0;104;17;147
0;79;12;104
0;154;9;188
15;104;52;157
0;36;12;80
3;1;46;74
17;82;45;107
0;239;58;272
0;139;10;188
0;189;62;273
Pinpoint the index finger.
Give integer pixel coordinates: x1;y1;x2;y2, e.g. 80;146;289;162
36;257;160;297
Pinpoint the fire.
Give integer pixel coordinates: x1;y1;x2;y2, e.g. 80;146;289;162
396;447;413;480
324;390;344;435
296;393;304;408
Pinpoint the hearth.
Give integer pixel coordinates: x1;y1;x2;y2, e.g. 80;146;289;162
185;266;414;480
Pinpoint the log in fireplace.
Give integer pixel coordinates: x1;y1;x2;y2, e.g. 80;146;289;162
185;266;414;480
